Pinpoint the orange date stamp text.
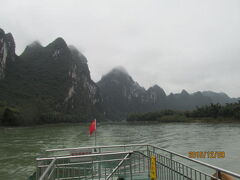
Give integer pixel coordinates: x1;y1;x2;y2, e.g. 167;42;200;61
188;151;225;158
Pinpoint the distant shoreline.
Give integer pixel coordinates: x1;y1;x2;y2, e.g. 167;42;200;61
0;117;239;128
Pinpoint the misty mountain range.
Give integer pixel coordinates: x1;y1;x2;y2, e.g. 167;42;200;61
0;28;239;124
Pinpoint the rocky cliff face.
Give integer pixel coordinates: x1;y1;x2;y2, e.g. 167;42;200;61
63;45;102;112
97;69;218;119
0;28;102;124
201;91;237;104
166;90;212;110
146;85;167;110
19;37;102;116
0;27;238;124
98;68;170;119
97;67;146;119
0;28;16;79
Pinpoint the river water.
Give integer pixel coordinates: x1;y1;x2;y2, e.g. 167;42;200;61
0;122;240;180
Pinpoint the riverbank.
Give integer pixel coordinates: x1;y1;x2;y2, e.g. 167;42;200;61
127;102;240;123
127;115;239;123
1;101;240;126
1;116;239;128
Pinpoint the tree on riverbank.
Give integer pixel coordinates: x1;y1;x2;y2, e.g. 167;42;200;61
127;110;187;122
186;101;240;119
127;101;240;122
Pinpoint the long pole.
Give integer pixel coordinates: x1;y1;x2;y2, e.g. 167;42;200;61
95;130;97;146
95;119;97;146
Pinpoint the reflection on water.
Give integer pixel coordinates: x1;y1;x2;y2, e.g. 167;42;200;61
0;122;240;180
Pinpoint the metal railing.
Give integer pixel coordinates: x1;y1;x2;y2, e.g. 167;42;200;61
36;144;240;180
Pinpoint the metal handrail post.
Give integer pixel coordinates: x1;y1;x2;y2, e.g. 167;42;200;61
92;157;94;180
147;145;150;177
36;161;39;180
170;153;173;180
216;170;220;180
98;147;101;180
130;154;132;180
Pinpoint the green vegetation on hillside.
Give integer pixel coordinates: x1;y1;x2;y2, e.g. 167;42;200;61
0;37;102;126
127;110;187;122
186;101;240;119
127;101;240;122
1;28;239;126
0;100;90;126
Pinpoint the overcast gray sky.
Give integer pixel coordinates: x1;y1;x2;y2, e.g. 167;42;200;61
1;0;240;97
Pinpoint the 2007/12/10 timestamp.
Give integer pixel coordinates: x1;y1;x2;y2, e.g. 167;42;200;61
188;151;225;158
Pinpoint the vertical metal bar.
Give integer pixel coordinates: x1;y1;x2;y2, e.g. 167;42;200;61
166;157;168;180
95;129;97;147
174;161;176;180
124;160;126;177
124;155;126;175
139;153;141;173
72;165;74;178
164;157;166;180
98;148;101;180
147;145;150;177
85;166;87;180
130;155;133;180
168;157;170;180
40;167;43;180
182;164;184;180
36;161;39;180
178;163;180;180
105;168;106;180
176;162;179;180
163;156;167;179
143;154;145;172
164;156;166;180
56;165;58;179
190;168;192;180
160;159;163;180
79;165;81;179
157;154;159;179
167;159;169;180
92;158;94;180
159;156;161;180
162;156;165;180
169;158;171;180
111;168;113;180
163;162;165;180
68;164;69;178
216;170;219;180
63;165;65;178
133;153;135;173
170;153;173;180
179;165;181;180
163;158;164;180
72;165;75;179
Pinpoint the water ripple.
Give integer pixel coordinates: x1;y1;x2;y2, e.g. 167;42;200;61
0;122;240;180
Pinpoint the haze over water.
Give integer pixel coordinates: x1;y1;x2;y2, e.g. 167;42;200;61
0;122;240;180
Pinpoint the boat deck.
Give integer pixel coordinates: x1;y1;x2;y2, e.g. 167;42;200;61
34;144;240;180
